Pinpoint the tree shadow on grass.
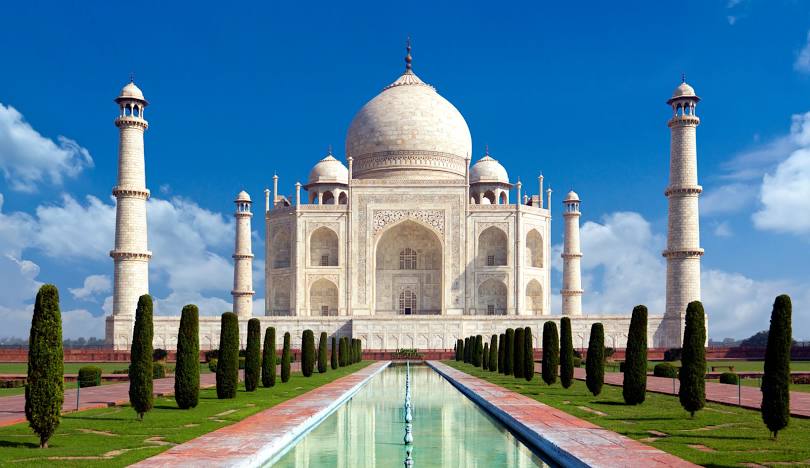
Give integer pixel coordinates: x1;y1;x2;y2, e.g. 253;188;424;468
153;404;183;410
63;415;132;422
592;400;631;406
0;440;39;449
616;416;683;422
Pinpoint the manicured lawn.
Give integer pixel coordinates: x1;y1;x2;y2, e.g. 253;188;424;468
0;386;26;397
706;378;810;394
0;362;212;375
445;361;810;467
0;361;369;467
644;360;810;373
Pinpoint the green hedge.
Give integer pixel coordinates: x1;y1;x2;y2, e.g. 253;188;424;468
318;332;328;373
216;312;239;399
719;372;739;385
244;319;261;391
208;359;218;373
504;329;514;375
152;363;166;379
262;327;276;388
331;337;338;370
560;318;573;388
513;328;525;378
302;330;315;377
679;301;707;417
623;305;648;405
78;366;102;388
541;321;559;386
489;334;498;372
653;362;678;378
281;332;291;383
175;304;199;409
585;322;604;396
762;294;792;438
129;294;154;419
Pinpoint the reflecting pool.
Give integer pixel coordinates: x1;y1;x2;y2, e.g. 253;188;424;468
270;364;551;467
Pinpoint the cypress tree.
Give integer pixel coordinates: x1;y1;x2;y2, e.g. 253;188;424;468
679;301;707;417
262;327;277;387
456;339;464;361
462;337;469;363
281;332;291;383
301;330;315;377
498;333;505;373
358;339;363;362
331;336;338;370
524;327;534;381
586;323;605;396
541;321;559;385
129;294;154;418
514;328;525;378
353;339;360;363
318;332;328;373
25;284;64;447
560;318;574;388
623;305;648;405
175;304;199;408
338;336;347;367
504;329;515;375
244;318;261;391
483;343;490;370
762;294;792;438
475;335;484;367
350;338;356;364
489;334;498;372
216;312;239;398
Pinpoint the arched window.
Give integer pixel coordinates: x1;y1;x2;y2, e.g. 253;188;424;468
499;192;507;204
483;190;496;204
338;192;348;204
526;229;543;268
478;226;508;266
399;248;417;270
525;279;543;314
271;228;291;268
399;289;416;315
310;227;339;266
322;191;334;204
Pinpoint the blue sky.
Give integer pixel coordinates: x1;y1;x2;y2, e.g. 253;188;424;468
1;0;808;340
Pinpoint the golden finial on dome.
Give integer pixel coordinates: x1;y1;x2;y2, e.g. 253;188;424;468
405;37;412;72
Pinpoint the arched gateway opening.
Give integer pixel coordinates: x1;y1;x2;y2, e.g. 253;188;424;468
374;220;442;315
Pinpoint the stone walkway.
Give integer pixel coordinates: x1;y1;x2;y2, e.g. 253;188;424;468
571;367;810;418
0;373;219;428
432;361;697;468
132;361;388;467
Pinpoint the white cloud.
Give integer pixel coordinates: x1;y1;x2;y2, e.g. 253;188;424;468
554;211;810;339
701;183;756;216
69;274;112;300
0;103;93;192
712;221;733;237
61;309;106;340
753;148;810;235
796;31;810;74
153;291;232;317
35;194;115;260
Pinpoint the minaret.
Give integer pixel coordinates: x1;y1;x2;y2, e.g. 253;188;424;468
561;190;583;316
232;191;255;318
110;80;151;318
663;78;703;346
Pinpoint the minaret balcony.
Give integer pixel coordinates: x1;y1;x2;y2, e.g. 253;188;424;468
112;186;150;199
664;185;702;197
662;248;704;258
114;116;149;129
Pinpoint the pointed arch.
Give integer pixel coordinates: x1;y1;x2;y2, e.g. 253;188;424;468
525;279;543;314
310;227;339;266
478;226;508;266
526;229;544;268
270;227;291;269
310;278;338;316
477;278;507;315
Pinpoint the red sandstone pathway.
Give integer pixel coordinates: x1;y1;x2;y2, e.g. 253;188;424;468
571;367;810;418
432;362;697;468
0;373;218;428
132;361;388;467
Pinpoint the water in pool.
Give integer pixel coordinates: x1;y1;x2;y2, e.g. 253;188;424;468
270;364;551;467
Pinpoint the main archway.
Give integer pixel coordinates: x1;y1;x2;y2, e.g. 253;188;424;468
373;220;442;315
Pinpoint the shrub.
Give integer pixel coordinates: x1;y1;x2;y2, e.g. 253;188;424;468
318;332;328;373
338;336;347;367
572;357;582;368
464;337;470;363
153;363;166;379
619;361;626;373
208;359;218;373
244;319;261;391
498;333;505;373
25;285;64;447
514;328;525;378
604;347;615;359
129;294;154;419
482;343;490;370
175;305;199;409
585;323;604;396
474;335;483;367
664;348;682;362
560;318;573;388
504;329;515;375
456;339;463;361
524;327;534;381
489;335;498;372
719;372;739;385
762;294;792;438
216;312;239;399
541;321;559;385
204;349;219;362
623;305;648;405
679;301;707;417
331;337;338;370
654;362;678;378
262;327;276;387
281;332;291;382
302;330;315;377
152;348;168;362
78;366;101;388
238;357;246;370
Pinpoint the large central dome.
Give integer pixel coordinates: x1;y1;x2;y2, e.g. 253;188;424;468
346;62;472;180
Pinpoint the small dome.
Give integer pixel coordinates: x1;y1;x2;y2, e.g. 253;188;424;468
668;81;699;103
308;154;348;186
117;81;146;102
470;154;509;184
235;190;251;202
564;190;580;202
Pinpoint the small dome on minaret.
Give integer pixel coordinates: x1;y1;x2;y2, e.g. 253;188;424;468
564;190;580;202
235;190;251;202
668;78;699;104
116;81;147;103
